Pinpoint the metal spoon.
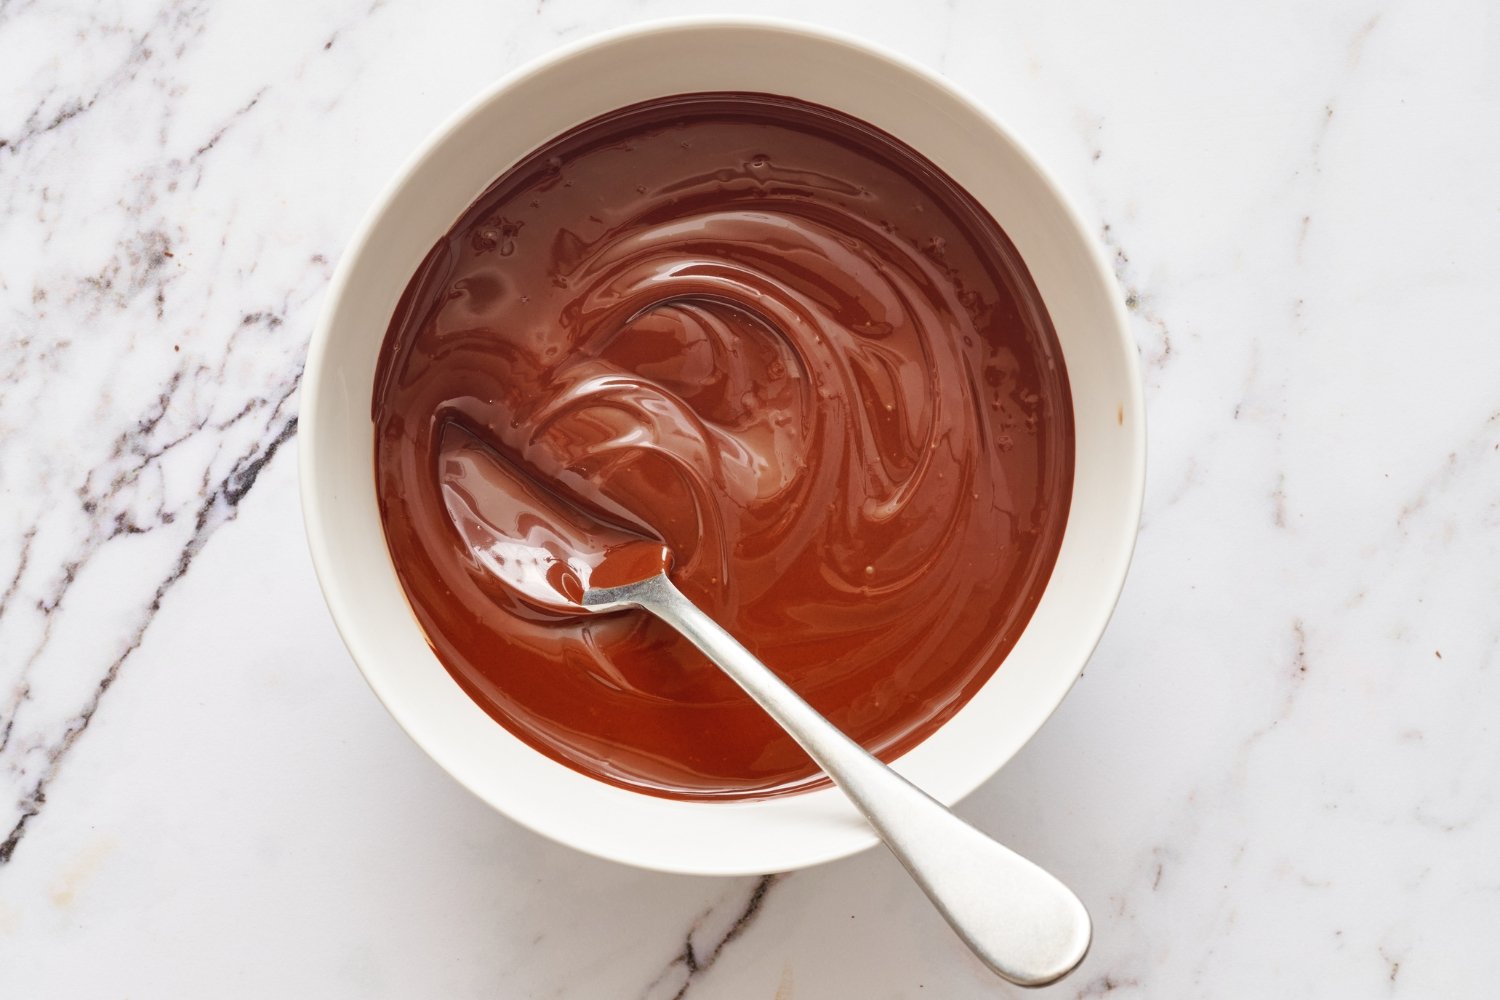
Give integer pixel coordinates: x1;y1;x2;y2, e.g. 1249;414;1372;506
441;432;1092;987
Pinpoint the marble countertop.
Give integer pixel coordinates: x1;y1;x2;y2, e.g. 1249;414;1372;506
3;1;1497;995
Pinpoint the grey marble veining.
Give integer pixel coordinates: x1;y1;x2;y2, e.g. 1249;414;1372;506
1;0;1497;996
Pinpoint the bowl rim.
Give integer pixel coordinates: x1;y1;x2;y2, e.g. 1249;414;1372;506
300;14;1145;875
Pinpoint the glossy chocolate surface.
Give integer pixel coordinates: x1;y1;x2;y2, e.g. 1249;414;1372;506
373;93;1073;799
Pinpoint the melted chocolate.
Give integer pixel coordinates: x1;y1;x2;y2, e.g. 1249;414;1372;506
373;93;1074;799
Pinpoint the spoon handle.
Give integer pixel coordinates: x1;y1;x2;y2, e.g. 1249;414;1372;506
630;573;1091;987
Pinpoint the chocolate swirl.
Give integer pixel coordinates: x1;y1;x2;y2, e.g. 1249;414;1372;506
374;94;1072;799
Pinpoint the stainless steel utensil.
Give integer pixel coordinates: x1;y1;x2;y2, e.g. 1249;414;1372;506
443;441;1091;987
582;567;1091;987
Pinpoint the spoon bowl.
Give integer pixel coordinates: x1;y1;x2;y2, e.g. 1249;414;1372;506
439;424;672;613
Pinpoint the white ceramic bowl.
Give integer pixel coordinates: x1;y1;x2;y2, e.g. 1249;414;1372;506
301;18;1144;876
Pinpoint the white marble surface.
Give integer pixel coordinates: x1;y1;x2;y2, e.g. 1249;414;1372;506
1;0;1497;995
